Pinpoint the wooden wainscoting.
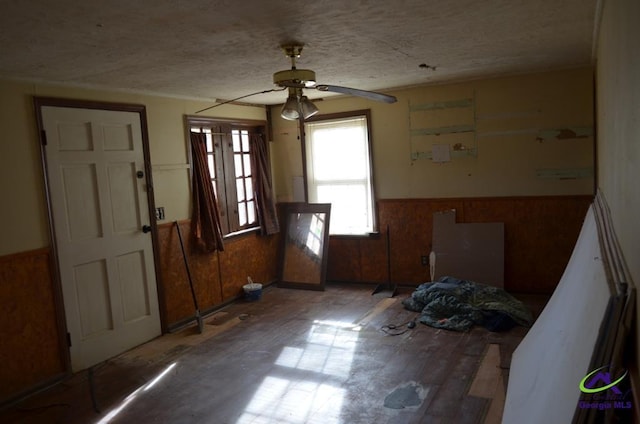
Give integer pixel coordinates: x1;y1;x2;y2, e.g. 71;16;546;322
217;230;279;300
0;224;279;403
157;221;279;329
0;248;66;405
157;221;224;327
327;196;593;294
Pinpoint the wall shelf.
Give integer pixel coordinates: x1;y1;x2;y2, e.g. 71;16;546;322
410;124;475;137
535;168;594;179
411;148;478;161
409;96;477;162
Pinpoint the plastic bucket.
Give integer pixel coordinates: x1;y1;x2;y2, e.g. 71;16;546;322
243;282;262;301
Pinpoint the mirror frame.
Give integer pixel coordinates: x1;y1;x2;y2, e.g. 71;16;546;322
278;202;331;291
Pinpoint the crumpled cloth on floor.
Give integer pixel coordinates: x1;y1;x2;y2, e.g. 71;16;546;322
402;276;533;332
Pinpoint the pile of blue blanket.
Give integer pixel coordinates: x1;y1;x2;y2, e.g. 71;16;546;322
402;276;533;332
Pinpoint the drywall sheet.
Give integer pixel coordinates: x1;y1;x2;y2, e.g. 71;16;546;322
432;210;504;287
502;206;610;424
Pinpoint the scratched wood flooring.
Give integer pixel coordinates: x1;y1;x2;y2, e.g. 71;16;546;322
2;283;547;424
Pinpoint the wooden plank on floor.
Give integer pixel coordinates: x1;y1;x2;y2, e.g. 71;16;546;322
120;314;244;361
356;297;397;326
468;343;504;424
205;311;230;324
469;344;501;397
485;369;506;424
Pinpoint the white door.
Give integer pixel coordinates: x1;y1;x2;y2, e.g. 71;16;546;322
42;106;161;372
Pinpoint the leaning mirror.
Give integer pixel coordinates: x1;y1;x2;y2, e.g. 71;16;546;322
278;203;331;290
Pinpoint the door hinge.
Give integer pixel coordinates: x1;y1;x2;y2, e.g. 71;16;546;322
66;332;72;347
41;130;47;146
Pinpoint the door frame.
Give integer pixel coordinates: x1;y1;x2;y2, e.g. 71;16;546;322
34;97;166;375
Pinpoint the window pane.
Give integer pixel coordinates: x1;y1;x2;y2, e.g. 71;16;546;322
308;119;368;181
232;130;241;152
312;136;367;180
207;154;215;179
241;131;250;151
247;200;256;224
210;180;217;198
238;203;247;226
236;178;245;202
243;154;251;176
206;133;213;152
245;178;253;200
317;184;370;234
234;154;243;176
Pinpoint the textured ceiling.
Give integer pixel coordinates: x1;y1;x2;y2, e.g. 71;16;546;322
0;0;597;105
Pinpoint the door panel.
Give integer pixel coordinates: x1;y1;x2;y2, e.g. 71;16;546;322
42;106;160;372
102;123;134;151
107;163;141;232
57;121;93;151
74;259;112;337
116;251;151;322
62;164;103;240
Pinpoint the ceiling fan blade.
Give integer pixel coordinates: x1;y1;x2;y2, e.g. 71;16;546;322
195;88;286;114
315;84;397;104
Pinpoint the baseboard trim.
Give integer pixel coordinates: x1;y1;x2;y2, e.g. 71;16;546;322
165;279;277;333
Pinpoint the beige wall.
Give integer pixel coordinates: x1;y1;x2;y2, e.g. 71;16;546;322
0;79;265;256
270;68;594;202
596;0;640;354
0;68;595;256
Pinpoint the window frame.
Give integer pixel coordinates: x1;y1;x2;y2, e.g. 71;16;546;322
302;109;379;236
186;116;267;237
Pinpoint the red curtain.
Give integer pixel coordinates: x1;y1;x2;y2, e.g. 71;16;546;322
250;133;280;235
190;132;224;252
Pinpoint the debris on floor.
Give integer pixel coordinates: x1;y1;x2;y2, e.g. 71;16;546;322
384;381;428;409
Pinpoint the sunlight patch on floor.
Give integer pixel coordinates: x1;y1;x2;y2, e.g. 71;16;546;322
95;362;177;424
236;376;345;424
236;319;360;424
275;319;360;379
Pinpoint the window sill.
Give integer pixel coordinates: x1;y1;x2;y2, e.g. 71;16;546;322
223;226;261;241
329;232;381;240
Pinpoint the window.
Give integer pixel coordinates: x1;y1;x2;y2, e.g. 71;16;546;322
188;118;265;235
304;110;377;235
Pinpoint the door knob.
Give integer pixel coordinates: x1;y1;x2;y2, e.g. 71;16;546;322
142;225;152;233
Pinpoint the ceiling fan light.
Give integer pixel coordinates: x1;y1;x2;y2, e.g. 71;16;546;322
300;96;319;119
281;96;300;120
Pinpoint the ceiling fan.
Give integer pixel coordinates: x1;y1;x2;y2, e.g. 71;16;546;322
196;44;397;120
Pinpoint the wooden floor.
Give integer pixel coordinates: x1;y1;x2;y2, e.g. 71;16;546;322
1;283;548;424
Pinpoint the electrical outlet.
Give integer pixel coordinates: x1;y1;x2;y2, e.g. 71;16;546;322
155;207;165;220
421;255;428;266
